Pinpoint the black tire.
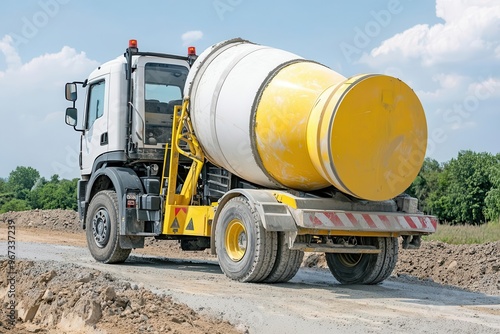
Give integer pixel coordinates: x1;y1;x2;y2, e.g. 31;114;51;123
86;190;131;263
215;197;277;282
325;237;398;285
264;233;304;283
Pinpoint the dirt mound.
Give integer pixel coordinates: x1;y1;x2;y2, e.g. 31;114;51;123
0;209;80;233
396;241;500;295
0;260;241;334
302;240;500;295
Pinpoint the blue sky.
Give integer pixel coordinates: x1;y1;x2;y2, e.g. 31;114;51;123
0;0;499;179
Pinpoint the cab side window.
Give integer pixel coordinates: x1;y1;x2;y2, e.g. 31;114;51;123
86;80;105;129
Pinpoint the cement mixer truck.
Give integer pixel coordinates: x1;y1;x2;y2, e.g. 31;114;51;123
64;39;437;284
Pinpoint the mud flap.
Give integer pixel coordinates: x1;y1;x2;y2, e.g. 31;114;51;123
119;235;145;249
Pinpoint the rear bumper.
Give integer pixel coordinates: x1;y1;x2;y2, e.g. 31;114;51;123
291;209;437;235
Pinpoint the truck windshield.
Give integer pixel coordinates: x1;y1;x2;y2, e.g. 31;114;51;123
144;63;188;145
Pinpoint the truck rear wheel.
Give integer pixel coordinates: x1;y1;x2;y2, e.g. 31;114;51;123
325;237;398;284
264;233;304;283
86;190;131;263
215;197;277;282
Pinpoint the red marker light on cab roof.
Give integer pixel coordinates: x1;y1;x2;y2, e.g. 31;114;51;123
188;46;196;56
129;39;138;48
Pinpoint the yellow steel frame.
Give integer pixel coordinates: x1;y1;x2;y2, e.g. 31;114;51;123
161;99;214;236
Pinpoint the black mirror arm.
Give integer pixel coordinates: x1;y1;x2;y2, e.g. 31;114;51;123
72;123;85;133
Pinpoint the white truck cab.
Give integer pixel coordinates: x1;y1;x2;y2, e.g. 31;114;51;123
64;41;196;253
67;42;192;176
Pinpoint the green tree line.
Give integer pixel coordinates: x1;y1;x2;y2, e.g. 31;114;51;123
406;150;500;225
2;151;500;225
0;166;78;213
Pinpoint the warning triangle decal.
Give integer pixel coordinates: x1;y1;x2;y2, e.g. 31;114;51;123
186;218;194;231
170;218;180;229
174;207;187;216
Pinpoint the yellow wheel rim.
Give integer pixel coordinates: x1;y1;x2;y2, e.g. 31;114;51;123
338;253;363;267
225;219;247;262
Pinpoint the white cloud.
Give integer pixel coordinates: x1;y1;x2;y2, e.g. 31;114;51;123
364;0;500;66
359;0;500;162
467;77;500;98
450;120;476;131
0;35;22;70
415;74;466;101
434;73;464;89
0;35;99;178
181;30;203;46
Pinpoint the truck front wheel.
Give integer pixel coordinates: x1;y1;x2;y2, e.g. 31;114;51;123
86;190;131;263
215;197;277;282
325;237;398;285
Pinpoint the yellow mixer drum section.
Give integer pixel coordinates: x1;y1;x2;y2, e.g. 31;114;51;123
186;39;427;201
255;64;427;201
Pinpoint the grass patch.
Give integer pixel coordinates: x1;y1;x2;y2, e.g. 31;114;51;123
423;221;500;244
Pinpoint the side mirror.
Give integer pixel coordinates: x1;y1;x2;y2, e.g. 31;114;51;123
65;107;78;126
65;83;77;101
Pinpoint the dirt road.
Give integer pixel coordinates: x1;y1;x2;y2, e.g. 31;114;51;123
2;227;500;334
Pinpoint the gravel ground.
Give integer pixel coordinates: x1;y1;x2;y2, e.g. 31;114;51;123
303;241;500;296
0;209;499;333
1;209;499;296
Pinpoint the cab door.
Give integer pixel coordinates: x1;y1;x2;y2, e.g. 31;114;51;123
81;75;109;175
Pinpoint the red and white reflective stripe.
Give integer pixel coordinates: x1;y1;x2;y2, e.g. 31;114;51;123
303;211;437;232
